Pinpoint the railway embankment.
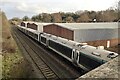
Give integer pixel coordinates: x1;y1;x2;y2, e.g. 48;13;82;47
1;11;34;78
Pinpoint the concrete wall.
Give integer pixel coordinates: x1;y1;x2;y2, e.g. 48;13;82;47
77;56;119;79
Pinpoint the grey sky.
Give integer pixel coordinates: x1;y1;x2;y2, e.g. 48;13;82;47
0;0;118;19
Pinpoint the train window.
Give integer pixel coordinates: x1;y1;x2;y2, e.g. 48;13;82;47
79;52;102;69
58;43;72;58
41;36;46;44
49;40;72;58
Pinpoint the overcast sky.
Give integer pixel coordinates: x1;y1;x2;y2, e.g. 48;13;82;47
0;0;118;19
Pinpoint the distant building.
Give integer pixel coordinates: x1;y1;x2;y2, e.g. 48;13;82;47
43;23;119;47
20;21;51;32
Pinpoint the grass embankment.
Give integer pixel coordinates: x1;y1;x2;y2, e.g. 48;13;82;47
1;11;32;78
2;49;31;78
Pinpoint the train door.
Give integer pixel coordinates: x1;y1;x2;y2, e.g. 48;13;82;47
46;38;49;47
72;49;79;64
38;33;40;41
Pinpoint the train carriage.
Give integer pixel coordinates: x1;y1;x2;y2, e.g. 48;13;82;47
26;28;40;41
48;35;73;62
17;22;119;71
17;25;27;33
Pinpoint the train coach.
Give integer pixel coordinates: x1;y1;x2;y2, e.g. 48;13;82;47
17;23;119;71
25;28;40;41
40;33;118;70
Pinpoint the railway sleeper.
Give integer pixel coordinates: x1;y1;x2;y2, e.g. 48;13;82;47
45;73;57;78
41;68;51;72
38;62;45;65
40;65;48;69
43;71;53;74
46;76;58;79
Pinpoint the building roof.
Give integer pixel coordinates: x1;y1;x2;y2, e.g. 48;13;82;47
55;22;119;30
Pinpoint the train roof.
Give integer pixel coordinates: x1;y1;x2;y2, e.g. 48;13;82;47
21;21;33;24
27;22;53;26
18;25;26;29
36;23;53;26
26;28;40;34
21;21;52;26
76;45;118;61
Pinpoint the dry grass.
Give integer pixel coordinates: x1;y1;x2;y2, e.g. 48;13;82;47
0;11;16;53
0;11;33;78
2;49;32;78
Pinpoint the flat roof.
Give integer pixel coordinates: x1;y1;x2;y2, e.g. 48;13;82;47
34;22;53;26
54;22;119;30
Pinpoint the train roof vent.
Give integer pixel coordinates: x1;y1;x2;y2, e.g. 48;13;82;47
77;44;84;47
92;52;101;56
53;38;57;40
47;34;51;37
81;45;88;49
97;46;104;49
107;52;118;59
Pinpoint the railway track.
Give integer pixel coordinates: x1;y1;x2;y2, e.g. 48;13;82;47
12;26;60;79
11;26;85;79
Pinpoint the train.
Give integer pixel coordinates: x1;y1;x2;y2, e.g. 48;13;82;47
17;23;118;71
